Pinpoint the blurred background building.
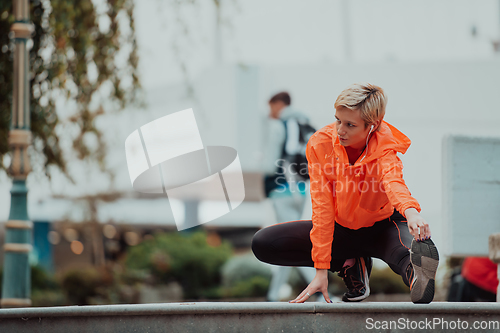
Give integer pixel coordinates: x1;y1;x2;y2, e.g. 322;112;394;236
0;0;499;303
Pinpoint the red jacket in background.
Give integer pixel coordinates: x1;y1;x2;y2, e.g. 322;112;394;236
462;257;499;294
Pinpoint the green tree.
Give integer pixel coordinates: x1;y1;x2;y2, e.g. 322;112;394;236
0;0;141;181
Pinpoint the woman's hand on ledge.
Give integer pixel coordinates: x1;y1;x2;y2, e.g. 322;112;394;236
289;268;332;303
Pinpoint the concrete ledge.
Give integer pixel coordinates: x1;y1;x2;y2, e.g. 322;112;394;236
1;301;499;316
0;302;499;333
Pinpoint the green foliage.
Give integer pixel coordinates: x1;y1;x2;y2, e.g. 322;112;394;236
0;0;141;179
31;265;66;307
125;231;233;299
220;251;271;287
224;276;270;298
60;266;113;305
31;289;66;307
366;266;409;294
219;251;271;298
1;265;66;305
58;264;143;306
31;264;59;291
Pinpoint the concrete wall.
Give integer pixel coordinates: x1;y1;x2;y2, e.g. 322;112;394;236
443;135;500;256
0;302;499;333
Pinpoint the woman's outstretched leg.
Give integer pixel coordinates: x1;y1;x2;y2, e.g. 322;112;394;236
373;215;439;304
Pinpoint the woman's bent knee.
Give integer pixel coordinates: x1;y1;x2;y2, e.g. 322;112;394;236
251;228;271;263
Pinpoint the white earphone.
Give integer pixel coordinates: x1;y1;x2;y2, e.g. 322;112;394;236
359;124;374;163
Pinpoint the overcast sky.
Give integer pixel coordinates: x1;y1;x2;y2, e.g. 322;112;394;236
134;0;500;88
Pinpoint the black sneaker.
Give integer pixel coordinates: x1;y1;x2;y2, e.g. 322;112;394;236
338;257;372;302
410;238;439;304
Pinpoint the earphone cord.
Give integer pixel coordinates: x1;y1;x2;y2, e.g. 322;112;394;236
359;127;373;163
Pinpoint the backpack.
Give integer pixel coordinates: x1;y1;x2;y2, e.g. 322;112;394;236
281;118;316;181
263;117;316;197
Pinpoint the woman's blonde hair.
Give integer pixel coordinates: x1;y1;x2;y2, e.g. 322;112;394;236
334;83;387;129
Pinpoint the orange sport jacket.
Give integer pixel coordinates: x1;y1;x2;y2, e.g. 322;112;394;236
306;121;421;269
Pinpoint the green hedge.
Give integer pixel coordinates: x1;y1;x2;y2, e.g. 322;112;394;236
220;252;272;298
125;231;232;299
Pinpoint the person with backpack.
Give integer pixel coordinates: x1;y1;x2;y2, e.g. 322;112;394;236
260;92;371;302
264;92;313;199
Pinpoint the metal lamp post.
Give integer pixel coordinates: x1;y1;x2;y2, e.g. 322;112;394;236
1;0;33;308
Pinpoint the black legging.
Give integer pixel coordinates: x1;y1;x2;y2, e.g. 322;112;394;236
252;209;413;286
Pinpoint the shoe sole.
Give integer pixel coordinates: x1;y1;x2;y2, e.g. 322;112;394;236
410;238;439;304
342;257;371;302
